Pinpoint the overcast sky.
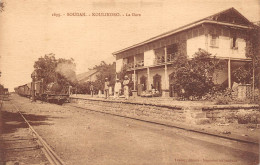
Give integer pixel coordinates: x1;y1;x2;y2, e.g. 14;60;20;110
0;0;259;90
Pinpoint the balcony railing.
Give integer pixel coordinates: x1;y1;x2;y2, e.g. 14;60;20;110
123;53;179;70
167;53;179;62
124;63;134;70
124;60;144;70
153;53;179;65
153;56;165;65
135;60;144;68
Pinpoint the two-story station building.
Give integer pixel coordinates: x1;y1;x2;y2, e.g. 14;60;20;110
113;8;255;97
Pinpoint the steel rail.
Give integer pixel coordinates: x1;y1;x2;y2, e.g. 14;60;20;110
12;103;65;165
68;103;259;145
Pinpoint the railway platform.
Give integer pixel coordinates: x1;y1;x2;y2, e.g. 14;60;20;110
70;94;259;109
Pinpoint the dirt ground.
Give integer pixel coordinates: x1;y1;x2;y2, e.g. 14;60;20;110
5;96;259;165
72;94;260;142
0;99;49;165
1;94;259;165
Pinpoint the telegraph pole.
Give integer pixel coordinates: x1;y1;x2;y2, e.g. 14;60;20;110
31;71;37;102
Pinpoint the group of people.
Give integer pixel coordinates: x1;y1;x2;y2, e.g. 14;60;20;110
89;75;131;99
104;75;130;99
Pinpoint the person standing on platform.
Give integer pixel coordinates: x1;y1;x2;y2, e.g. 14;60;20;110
109;85;113;96
90;83;94;97
104;78;109;99
123;75;130;99
114;78;121;99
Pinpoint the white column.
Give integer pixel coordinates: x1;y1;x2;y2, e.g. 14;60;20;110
205;34;208;52
164;47;168;90
228;58;231;88
147;67;150;90
134;55;136;90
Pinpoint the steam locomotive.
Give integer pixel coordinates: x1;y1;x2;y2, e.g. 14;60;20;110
15;80;70;105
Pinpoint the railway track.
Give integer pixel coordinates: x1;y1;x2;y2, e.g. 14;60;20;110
68;99;259;146
11;103;65;165
4;95;258;165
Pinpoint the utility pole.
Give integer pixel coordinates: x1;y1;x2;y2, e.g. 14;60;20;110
252;59;255;101
31;71;37;102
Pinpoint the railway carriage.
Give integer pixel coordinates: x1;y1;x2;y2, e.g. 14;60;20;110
17;83;32;97
17;85;25;96
25;83;32;97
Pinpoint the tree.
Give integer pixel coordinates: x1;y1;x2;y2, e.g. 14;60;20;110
92;61;116;91
246;23;260;102
171;49;223;99
75;61;116;94
76;82;91;94
232;63;252;84
33;53;77;91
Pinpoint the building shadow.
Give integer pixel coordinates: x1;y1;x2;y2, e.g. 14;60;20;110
1;111;55;134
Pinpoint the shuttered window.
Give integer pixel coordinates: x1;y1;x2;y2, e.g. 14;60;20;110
210;34;219;47
231;37;238;49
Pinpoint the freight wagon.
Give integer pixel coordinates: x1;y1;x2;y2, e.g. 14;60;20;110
0;86;9;102
16;83;32;97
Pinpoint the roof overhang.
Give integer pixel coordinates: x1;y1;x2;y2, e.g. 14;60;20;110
112;20;253;56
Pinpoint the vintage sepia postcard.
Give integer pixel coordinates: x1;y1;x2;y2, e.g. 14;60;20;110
0;0;259;165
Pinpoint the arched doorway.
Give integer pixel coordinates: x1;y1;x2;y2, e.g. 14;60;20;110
153;74;161;93
169;72;175;97
138;75;147;95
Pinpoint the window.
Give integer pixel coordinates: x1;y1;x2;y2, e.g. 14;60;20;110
154;47;165;64
210;34;219;47
231;37;238;49
167;44;178;62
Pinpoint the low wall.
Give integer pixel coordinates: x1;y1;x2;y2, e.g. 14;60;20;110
202;107;260;124
70;98;260;125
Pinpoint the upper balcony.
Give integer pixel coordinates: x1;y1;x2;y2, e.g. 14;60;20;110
123;60;144;70
122;44;179;71
136;60;144;68
123;52;179;71
153;53;178;65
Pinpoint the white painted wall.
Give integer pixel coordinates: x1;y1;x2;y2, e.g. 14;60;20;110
187;35;206;58
136;66;175;90
137;68;166;90
232;38;246;58
206;35;247;59
116;59;123;73
144;50;155;66
207;35;229;57
187;35;247;59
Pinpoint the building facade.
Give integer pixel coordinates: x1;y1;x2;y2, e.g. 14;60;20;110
113;8;255;97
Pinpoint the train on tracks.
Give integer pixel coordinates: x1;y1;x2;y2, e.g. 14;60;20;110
14;81;70;105
0;85;9;102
